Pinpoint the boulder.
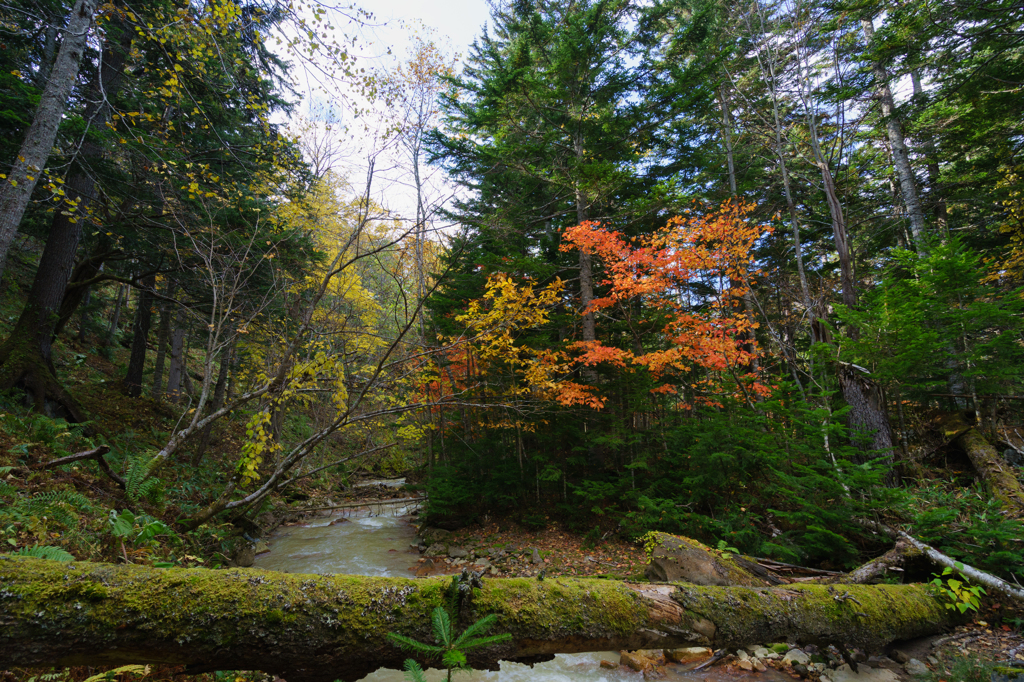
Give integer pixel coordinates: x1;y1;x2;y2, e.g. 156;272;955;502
448;547;469;559
905;659;929;676
643;532;781;586
664;647;711;663
783;649;811;665
234;543;255;567
620;651;656;672
830;664;899;682
424;544;448;557
419;527;451;545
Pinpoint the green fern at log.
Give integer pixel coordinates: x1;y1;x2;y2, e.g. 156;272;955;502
9;545;75;561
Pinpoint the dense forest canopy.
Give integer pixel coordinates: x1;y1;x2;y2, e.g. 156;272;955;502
0;0;1022;612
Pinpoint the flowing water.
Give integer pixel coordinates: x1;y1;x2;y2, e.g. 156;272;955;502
254;503;788;682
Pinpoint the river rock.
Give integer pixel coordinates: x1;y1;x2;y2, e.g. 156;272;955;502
600;660;617;669
420;527;451;545
829;664;899;682
254;541;270;555
424;544;448;557
753;647;770;658
620;651;655;672
448;547;469;559
234;544;255;567
783;649;810;666
753;659;767;672
905;659;929;676
329;517;350;526
737;650;749;661
737;660;753;671
664;647;711;663
531;548;543;564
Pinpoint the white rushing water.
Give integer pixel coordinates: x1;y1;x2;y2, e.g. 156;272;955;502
254;503;782;682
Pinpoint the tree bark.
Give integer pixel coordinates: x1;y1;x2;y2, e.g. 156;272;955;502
860;17;927;252
0;19;130;421
151;280;176;400
838;363;895;479
0;0;99;278
166;311;186;402
122;276;156;396
0;557;958;682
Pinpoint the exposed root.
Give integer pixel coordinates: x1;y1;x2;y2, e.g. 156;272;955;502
0;341;90;426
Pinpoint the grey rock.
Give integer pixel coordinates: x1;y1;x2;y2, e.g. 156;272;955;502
829;664;900;682
448;546;470;559
792;663;809;678
927;656;939;666
783;649;811;666
905;659;929;677
889;648;909;664
531;548;543;564
753;647;770;658
425;544;447;557
234;544;255;567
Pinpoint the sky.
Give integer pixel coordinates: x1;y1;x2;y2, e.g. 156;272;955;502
361;0;491;65
277;0;492;227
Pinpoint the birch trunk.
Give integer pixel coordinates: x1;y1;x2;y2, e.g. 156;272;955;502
861;17;927;251
0;0;99;277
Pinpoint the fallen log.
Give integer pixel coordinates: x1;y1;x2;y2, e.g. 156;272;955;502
0;556;958;682
941;413;1024;510
858;519;1024;605
12;444;125;488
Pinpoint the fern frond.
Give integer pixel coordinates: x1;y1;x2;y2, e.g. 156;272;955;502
123;452;161;503
10;545;75;561
82;664;150;682
25;490;92;529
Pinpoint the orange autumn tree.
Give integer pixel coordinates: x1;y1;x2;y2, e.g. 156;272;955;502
557;199;773;408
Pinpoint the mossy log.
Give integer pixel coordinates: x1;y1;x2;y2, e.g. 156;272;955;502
0;557;958;681
942;413;1024;510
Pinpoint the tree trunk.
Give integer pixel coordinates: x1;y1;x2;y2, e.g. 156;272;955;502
0;19;130;421
0;557;957;682
152;280;176;400
193;341;234;464
860;17;927;252
122;277;155;397
52;239;118;339
838;363;895;479
102;284;126;349
166;319;186;403
0;0;99;278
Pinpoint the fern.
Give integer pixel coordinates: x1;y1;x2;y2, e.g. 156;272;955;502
123;452;162;503
10;545;75;561
82;665;150;682
25;490;92;529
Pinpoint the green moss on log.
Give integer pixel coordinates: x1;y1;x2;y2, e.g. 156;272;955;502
0;556;960;682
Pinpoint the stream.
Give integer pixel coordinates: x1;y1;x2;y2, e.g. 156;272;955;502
253;500;790;682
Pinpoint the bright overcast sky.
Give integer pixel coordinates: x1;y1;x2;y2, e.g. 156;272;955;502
363;0;491;63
